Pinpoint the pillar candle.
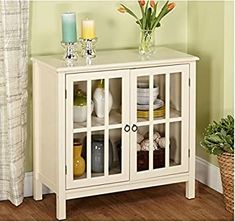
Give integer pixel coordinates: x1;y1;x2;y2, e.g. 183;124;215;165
81;19;96;39
62;12;77;43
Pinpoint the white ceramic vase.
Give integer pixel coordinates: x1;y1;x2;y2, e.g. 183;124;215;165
93;81;113;118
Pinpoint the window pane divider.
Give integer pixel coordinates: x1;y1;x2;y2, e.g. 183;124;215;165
86;80;92;179
165;73;170;168
104;78;109;177
149;74;154;171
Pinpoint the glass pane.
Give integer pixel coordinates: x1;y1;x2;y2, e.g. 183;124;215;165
73;133;87;180
109;78;122;125
137;76;150;122
136;125;149;172
170;73;182;118
153;74;165;120
109;128;122;175
73;81;87;129
153;124;166;169
91;79;105;127
83;131;105;177
170;121;181;166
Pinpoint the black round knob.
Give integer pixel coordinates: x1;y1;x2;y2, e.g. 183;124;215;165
124;124;130;132
132;124;138;132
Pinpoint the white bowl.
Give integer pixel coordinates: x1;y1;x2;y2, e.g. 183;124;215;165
137;94;158;105
137;87;159;96
73;101;94;123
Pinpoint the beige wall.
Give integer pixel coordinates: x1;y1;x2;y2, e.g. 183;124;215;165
26;1;233;172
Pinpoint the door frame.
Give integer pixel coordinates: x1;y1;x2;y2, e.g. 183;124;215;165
65;70;130;189
130;64;190;181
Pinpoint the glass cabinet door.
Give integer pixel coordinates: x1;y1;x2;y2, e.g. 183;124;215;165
130;64;189;180
66;70;129;189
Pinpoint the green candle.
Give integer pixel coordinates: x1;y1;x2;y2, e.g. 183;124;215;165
62;12;77;43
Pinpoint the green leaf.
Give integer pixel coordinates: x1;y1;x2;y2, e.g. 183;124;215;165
152;1;169;30
138;1;145;28
143;0;149;30
152;1;158;18
146;7;152;30
223;144;233;153
120;4;141;26
201;115;234;155
207;134;223;143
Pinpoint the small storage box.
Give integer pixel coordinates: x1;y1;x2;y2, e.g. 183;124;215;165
137;149;165;171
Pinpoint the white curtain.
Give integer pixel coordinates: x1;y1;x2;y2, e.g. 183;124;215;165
0;0;29;206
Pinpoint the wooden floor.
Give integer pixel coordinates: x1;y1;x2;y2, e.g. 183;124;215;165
0;181;233;221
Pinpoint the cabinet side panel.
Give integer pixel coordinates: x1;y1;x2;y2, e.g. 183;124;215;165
34;64;59;191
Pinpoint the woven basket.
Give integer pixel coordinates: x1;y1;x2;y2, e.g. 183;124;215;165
217;152;234;213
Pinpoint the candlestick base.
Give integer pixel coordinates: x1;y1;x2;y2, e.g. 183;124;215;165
79;37;97;58
61;42;78;65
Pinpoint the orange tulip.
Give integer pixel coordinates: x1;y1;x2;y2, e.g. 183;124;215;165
138;0;145;7
167;2;176;11
117;5;126;13
150;0;155;8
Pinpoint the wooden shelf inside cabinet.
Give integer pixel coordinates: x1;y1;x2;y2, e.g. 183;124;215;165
73;161;121;180
137;108;181;123
73;109;122;132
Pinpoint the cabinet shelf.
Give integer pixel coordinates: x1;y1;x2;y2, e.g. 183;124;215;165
73;109;122;133
74;161;121;180
137;108;181;123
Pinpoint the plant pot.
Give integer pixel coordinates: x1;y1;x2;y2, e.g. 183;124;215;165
217;152;234;213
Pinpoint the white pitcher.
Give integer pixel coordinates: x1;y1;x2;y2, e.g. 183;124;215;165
93;80;113;118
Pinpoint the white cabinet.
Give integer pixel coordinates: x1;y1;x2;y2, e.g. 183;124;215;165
32;48;198;220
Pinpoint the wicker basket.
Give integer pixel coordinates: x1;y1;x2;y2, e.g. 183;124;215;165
217;152;234;213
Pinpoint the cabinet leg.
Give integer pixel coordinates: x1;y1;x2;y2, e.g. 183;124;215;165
56;194;66;220
185;179;195;199
33;178;43;201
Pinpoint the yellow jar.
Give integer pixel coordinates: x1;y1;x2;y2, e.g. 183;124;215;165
73;140;85;177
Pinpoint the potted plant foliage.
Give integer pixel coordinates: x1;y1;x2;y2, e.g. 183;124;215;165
201;115;234;213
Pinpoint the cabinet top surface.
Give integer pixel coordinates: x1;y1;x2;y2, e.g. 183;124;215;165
32;47;199;73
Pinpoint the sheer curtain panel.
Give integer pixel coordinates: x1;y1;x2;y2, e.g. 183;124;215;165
0;0;29;206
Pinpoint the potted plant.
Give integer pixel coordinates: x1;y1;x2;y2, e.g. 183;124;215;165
201;115;234;213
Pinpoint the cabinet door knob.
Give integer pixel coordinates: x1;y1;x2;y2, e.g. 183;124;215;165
124;124;130;132
132;124;138;132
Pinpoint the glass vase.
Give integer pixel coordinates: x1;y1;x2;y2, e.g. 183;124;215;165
139;29;154;56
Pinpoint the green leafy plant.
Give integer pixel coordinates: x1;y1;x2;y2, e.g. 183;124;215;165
201;115;234;155
117;0;176;31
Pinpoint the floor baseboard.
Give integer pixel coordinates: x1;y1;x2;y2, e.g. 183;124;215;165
195;156;222;193
24;172;51;197
23;156;223;197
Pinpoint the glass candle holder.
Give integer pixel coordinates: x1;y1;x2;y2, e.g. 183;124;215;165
61;42;78;65
79;37;97;58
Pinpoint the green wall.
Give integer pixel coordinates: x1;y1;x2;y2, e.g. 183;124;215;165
26;0;188;172
26;1;233;171
188;1;234;166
